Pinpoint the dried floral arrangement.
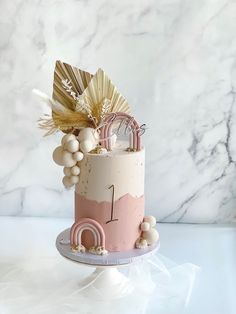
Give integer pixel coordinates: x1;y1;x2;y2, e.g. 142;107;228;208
33;60;148;188
38;60;131;135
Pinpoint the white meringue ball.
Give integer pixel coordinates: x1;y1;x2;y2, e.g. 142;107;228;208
78;128;99;143
52;146;64;166
142;229;159;245
61;134;76;145
62;176;74;188
136;238;148;249
140;222;150;231
143;215;156;227
73;151;84;161
61;151;77;167
63;167;71;177
71;166;80;176
70;175;79;184
64;140;79;153
97;147;108;154
80;140;95;153
140;238;148;247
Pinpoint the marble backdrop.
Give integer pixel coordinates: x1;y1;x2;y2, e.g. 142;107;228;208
0;0;236;222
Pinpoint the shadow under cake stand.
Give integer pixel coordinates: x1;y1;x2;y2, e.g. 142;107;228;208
56;228;160;299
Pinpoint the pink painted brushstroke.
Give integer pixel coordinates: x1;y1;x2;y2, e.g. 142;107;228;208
74;192;144;252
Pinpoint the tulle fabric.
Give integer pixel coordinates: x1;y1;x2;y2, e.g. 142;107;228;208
0;253;199;314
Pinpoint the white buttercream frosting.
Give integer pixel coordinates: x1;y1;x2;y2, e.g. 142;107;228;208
75;148;145;202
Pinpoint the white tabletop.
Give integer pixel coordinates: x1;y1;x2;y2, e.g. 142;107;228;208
0;217;235;314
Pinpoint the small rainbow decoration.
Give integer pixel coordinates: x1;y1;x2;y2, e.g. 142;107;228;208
70;218;105;247
100;112;142;151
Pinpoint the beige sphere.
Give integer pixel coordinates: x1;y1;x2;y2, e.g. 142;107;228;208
78;128;99;143
97;147;108;154
140;222;150;231
61;134;76;145
63;167;71;176
52;146;64;166
70;175;79;184
140;238;148;246
72;151;84;161
64;140;79;153
142;229;159;245
61;151;77;167
143;215;156;227
135;238;148;249
80;140;95;153
71;166;80;176
62;176;74;188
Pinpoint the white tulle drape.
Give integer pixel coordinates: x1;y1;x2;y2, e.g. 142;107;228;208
0;253;199;314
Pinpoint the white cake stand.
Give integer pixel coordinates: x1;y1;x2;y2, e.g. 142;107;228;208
56;228;160;299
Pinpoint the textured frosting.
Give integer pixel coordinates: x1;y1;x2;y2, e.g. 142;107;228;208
75;148;145;202
75;193;144;251
73;147;145;252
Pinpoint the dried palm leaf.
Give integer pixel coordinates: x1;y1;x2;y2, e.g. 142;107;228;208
40;62;131;135
82;68;130;125
52;60;93;111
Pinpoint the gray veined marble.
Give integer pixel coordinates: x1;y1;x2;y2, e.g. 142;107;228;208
0;0;236;222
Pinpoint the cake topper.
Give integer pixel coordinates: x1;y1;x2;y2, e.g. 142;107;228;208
33;60;146;188
100;112;146;151
38;61;130;135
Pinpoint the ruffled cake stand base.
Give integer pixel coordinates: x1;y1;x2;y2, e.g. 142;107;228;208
56;228;160;299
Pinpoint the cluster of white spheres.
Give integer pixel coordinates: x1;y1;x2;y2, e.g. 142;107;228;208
140;216;159;245
52;128;99;188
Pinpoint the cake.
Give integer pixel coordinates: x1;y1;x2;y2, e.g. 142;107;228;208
37;61;159;255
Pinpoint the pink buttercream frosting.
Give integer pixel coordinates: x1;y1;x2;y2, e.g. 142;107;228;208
74;192;144;252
